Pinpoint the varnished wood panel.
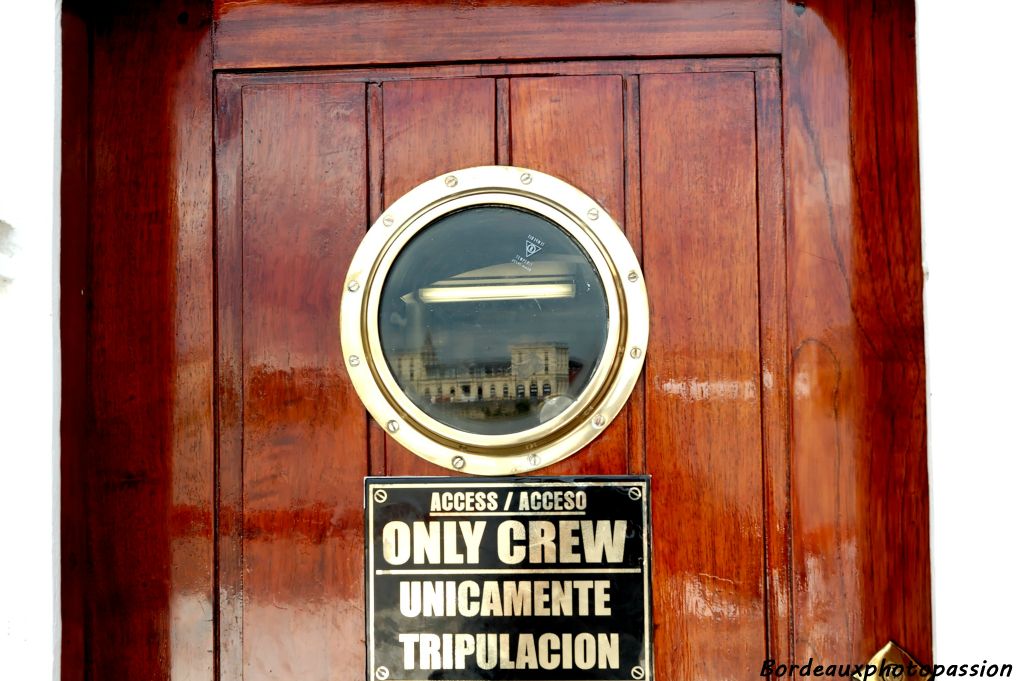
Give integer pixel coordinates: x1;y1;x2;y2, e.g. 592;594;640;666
215;58;777;89
61;1;216;679
239;82;369;680
216;74;246;681
381;78;496;476
781;0;930;664
509;75;628;475
213;0;782;69
754;66;794;664
382;78;496;204
640;72;764;681
366;83;389;480
623;74;646;476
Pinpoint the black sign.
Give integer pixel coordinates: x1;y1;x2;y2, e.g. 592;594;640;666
365;476;653;681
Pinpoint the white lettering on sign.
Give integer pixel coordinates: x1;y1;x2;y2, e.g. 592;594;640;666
383;519;626;566
398;580;613;618
497;520;627;565
381;520;487;565
516;490;587;511
397;632;619;671
429;491;500;512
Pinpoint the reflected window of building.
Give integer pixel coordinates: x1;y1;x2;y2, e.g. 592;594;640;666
378;205;610;436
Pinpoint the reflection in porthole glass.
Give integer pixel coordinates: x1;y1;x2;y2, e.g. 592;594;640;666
378;205;609;436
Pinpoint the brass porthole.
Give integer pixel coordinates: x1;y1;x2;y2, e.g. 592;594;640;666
340;166;648;474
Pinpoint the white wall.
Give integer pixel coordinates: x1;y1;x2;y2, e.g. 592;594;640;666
918;0;1024;665
0;2;60;680
0;2;1021;678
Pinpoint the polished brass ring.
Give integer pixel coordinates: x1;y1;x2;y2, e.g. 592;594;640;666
340;166;648;475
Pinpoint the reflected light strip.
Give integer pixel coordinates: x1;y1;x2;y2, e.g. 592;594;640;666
419;282;575;303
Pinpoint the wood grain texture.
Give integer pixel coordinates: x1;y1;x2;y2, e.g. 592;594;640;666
623;74;646;477
61;1;215;679
640;71;764;681
381;77;496;476
382;78;496;204
509;75;628;476
214;58;777;89
238;82;369;680
212;0;782;69
215;74;246;681
367;82;389;479
782;0;930;664
755;66;794;664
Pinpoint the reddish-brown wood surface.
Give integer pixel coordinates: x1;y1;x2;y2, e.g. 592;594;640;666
755;66;794;664
60;1;216;679
212;0;782;69
215;73;247;681
782;0;931;664
235;82;370;680
641;71;765;680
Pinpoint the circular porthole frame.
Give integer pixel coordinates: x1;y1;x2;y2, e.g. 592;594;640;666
340;166;648;475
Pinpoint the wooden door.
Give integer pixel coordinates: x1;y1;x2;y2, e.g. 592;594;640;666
62;3;931;680
216;59;786;681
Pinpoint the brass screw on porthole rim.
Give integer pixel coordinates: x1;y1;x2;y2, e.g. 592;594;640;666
347;280;360;292
527;453;540;467
630;346;642;359
444;175;458;188
587;207;600;220
386;420;400;433
520;172;532;185
348;355;360;367
627;270;640;283
452;455;466;470
382;215;394;227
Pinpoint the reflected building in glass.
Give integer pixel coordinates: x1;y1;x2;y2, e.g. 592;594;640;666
395;336;581;417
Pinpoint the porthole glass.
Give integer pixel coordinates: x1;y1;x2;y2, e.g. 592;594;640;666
378;205;609;436
340;166;648;475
